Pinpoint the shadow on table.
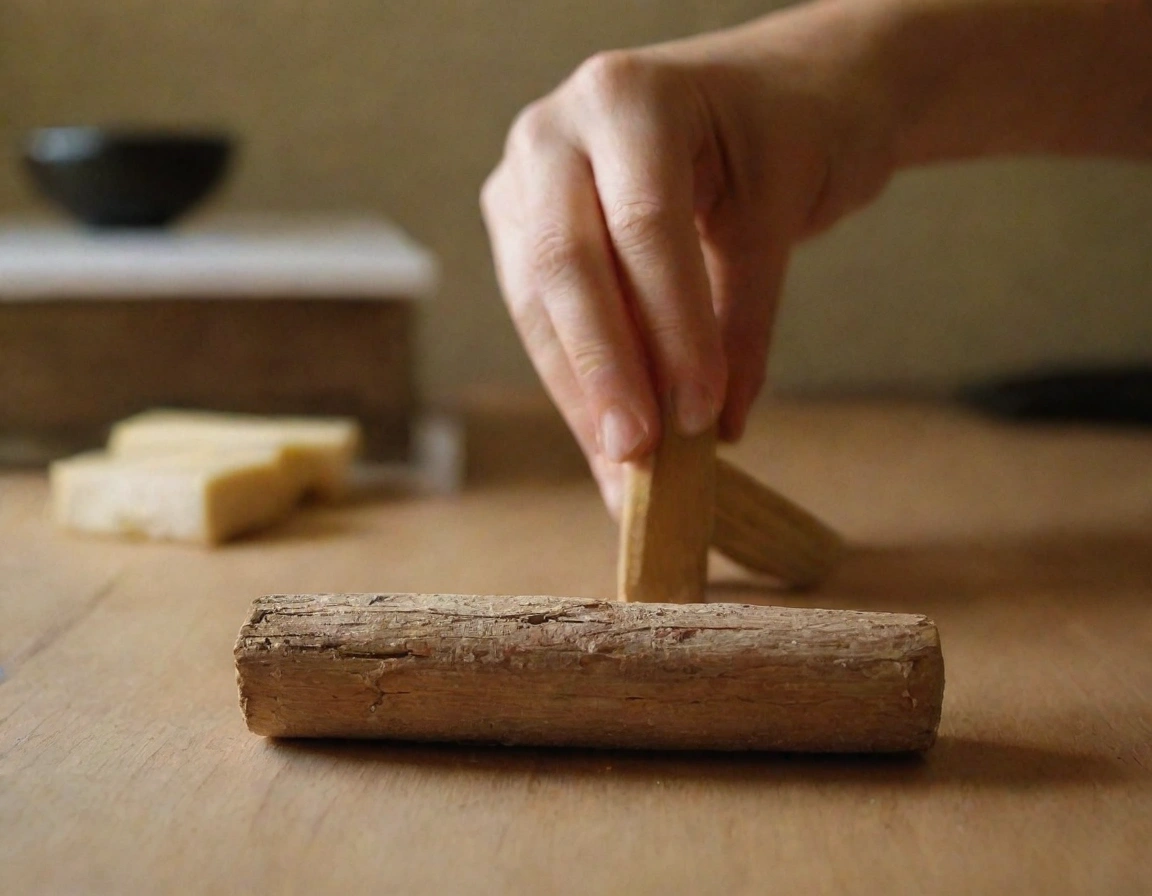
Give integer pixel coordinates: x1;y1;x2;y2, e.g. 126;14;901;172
709;526;1152;613
268;735;1128;791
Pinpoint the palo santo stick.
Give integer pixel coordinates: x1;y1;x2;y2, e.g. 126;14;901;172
235;593;944;752
712;458;845;589
617;423;716;603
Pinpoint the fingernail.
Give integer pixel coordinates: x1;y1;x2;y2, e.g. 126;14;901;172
671;382;718;436
599;405;648;463
600;471;623;521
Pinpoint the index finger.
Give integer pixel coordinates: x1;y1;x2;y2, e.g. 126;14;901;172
575;57;727;438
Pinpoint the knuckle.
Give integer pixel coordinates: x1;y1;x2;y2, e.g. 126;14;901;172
572;50;650;107
569;340;618;381
528;226;587;290
506;100;558;156
606;196;678;255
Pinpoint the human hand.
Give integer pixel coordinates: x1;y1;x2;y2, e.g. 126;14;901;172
481;1;901;515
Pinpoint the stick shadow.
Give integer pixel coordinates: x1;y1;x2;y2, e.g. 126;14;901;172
267;735;1129;791
709;526;1152;614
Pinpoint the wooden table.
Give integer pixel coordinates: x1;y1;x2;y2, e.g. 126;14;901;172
3;400;1151;894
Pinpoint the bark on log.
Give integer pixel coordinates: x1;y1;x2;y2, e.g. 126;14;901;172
236;593;944;752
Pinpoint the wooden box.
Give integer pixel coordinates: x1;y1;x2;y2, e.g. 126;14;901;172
0;218;437;462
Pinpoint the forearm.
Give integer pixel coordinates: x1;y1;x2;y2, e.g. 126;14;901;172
869;0;1152;164
481;0;1152;495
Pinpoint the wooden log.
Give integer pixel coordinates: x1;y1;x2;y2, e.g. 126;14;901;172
235;593;945;752
617;423;716;603
712;458;845;588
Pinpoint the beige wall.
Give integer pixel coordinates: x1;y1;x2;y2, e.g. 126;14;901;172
3;0;1150;402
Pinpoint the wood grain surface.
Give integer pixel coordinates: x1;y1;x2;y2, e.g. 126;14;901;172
3;398;1152;895
236;593;943;750
617;422;716;603
712;457;845;587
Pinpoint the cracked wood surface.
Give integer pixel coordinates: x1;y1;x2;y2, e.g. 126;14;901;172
235;593;943;751
3;399;1152;894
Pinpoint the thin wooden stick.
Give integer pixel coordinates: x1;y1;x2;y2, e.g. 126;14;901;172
617;423;716;603
712;458;845;588
236;593;944;752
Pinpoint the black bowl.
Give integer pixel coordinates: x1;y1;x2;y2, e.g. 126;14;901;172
23;127;234;229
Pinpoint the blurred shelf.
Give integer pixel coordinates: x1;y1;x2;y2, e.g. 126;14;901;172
0;214;438;300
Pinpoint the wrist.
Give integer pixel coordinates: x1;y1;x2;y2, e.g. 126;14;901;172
876;0;1152;166
765;0;908;229
680;0;908;230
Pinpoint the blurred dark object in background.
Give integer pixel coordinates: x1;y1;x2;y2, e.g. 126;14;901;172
964;365;1152;426
23;127;233;228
